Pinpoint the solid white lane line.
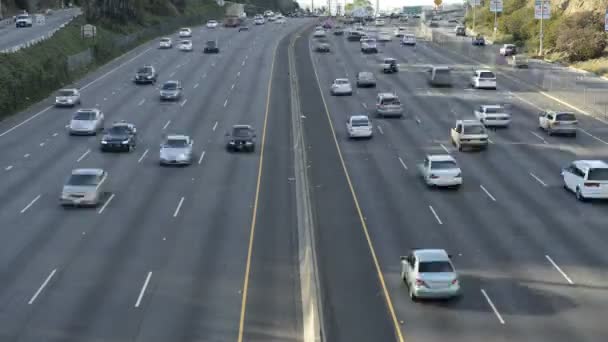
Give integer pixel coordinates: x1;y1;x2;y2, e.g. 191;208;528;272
429;205;443;225
77;149;90;162
5;165;13;171
545;255;574;285
377;126;384;135
21;194;41;214
579;128;608;145
398;157;408;170
134;271;152;308
180;99;188;107
194;83;199;89
173;197;185;217
212;121;218;131
480;185;496;201
529;172;548;187
28;269;57;305
440;144;450;153
510;92;544;111
481;289;505;324
530;131;548;144
162;120;171;130
0;107;52;137
231;83;235;90
138;149;149;163
98;193;115;214
24;153;30;158
224;99;228;107
198;151;206;164
137;99;146;106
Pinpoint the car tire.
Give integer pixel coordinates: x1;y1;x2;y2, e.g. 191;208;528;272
547;129;553;136
409;288;418;302
458;143;463;151
576;187;586;201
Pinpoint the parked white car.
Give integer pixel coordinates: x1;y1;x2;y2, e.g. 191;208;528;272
538;110;578;136
206;20;218;28
450;119;489;151
419;154;462;188
159;37;173;49
471;70;496;89
474;105;511;127
179;40;193;51
346;115;373;138
55;88;81;107
562;160;608;201
179;27;192;37
330;78;353;96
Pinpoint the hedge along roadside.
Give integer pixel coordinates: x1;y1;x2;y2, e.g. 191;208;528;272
0;8;223;121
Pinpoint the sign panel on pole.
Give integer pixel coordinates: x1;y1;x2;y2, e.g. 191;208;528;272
490;0;503;13
534;0;551;19
469;0;481;6
605;8;608;31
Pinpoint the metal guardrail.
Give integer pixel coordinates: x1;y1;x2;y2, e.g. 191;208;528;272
0;8;82;54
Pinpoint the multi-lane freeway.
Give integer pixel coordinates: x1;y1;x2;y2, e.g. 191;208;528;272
0;7;80;52
1;12;608;342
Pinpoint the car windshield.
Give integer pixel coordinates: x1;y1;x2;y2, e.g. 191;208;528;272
555;113;576;121
418;261;454;273
435;69;450;75
138;67;151;73
381;98;400;105
479;72;495;79
73;111;96;120
351;118;369;127
17;15;29;19
206;41;216;47
58;90;75;96
335;80;349;85
181;41;190;44
463;125;486;134
485;107;504;113
431;160;458;169
162;83;178;90
359;72;373;79
161;38;170;42
67;174;99;186
588;169;608;181
108;126;130;135
233;127;252;137
164;139;188;148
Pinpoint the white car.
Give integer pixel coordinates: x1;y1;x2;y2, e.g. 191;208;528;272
159;37;173;49
254;18;265;25
538;110;578;136
419;154;462;188
275;16;286;24
346;115;373;138
562;160;608;201
179;40;193;51
450;120;489;151
401;34;416;46
179;28;192;37
377;32;391;42
55;88;81;107
69;108;105;135
206;20;218;28
330;78;353;96
375;19;385;26
313;29;326;38
401;249;461;300
474;105;511;127
160;135;194;165
471;70;496;89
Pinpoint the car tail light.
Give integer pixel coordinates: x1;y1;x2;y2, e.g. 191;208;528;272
552;121;560;125
430;174;439;179
415;279;428;287
584;182;599;187
451;279;459;285
455;173;461;178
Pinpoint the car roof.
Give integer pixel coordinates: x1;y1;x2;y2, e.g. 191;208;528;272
358;71;373;76
161;37;171;40
233;124;253;129
180;27;190;30
335;78;350;82
111;121;133;128
481;104;504;110
71;168;104;176
574;160;608;170
378;92;397;98
350;115;369;120
166;134;190;140
548;110;576;116
476;69;493;73
180;39;191;42
458;119;483;125
427;154;455;162
413;249;450;262
76;108;99;113
163;80;179;84
433;66;450;71
59;88;78;92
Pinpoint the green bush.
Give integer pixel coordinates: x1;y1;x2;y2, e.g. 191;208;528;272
554;11;606;61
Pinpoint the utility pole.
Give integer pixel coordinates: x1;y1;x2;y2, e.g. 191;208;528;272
539;0;545;56
376;0;379;17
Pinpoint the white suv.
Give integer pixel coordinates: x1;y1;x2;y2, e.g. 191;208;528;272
471;70;496;89
562;160;608;201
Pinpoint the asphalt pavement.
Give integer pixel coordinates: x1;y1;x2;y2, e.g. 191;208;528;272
302;21;608;342
0;19;307;341
0;8;80;52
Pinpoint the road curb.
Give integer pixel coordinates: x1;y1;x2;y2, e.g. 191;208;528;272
289;22;325;342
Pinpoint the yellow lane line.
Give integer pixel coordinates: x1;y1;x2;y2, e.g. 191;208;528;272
308;29;406;342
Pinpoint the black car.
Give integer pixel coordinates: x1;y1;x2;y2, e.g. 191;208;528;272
315;43;331;53
333;26;344;35
472;35;485;46
100;121;137;152
238;26;249;32
225;125;256;152
133;65;157;84
204;40;220;53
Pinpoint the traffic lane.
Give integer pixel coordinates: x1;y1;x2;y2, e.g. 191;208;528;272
242;27;302;342
14;27;272;341
0;9;79;51
313;47;497;342
297;29;399;342
330;35;603;341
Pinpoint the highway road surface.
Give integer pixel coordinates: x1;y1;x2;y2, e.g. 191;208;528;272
0;8;80;52
0;19;307;341
302;18;608;342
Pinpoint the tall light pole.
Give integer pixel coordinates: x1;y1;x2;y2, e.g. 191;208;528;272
376;0;379;17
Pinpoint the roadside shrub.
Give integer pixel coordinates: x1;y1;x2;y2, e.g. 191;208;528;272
555;11;607;61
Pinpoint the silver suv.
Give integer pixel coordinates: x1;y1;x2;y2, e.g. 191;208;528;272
376;93;403;118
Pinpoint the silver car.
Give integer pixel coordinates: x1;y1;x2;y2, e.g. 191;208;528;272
159;135;193;165
401;249;461;300
60;168;108;207
69;109;104;135
55;88;81;107
160;81;183;101
330;78;353;96
356;71;376;87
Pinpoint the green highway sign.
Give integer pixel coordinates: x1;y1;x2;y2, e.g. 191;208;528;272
403;6;422;14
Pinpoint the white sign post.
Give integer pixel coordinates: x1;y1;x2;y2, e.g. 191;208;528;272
490;0;503;41
470;0;481;33
605;8;608;32
535;0;551;56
